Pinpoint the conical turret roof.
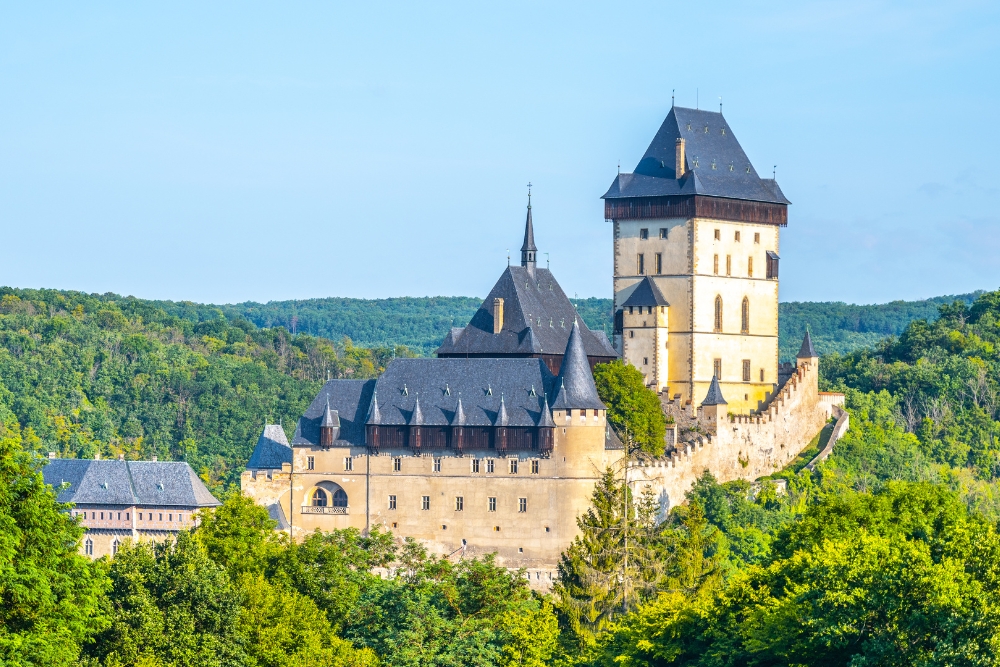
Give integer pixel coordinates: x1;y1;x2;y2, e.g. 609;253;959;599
366;390;382;425
452;397;466;426
409;397;424;425
521;198;536;254
797;331;818;359
537;393;555;427
701;374;728;406
496;394;509;426
551;320;605;410
321;397;340;428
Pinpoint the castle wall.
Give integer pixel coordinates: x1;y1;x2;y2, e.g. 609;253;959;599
630;358;833;510
242;415;622;576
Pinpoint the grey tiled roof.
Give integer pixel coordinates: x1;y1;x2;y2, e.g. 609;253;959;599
435;266;617;361
797;331;817;358
602;106;790;205
293;379;375;447
42;459;221;508
701;375;728;406
552;321;606;410
521;203;536;253
621;277;670;308
247;424;293;469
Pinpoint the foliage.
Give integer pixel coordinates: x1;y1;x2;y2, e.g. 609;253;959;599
0;415;109;667
592;482;1000;667
592;361;666;456
0;287;411;489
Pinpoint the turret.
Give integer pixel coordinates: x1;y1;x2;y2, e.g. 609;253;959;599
552;320;606;415
320;397;340;447
796;331;818;367
520;190;537;276
700;374;728;425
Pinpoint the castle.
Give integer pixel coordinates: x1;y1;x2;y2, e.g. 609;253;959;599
241;105;843;583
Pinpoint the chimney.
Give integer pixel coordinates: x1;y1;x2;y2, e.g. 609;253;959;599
151;455;157;462
47;452;56;459
492;298;504;334
675;138;686;178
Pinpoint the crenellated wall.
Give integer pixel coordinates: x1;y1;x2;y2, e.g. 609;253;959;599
629;357;843;510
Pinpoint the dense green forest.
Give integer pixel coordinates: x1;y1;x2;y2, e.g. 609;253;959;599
156;291;983;358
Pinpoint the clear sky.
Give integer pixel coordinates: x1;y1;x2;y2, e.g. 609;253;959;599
1;2;998;304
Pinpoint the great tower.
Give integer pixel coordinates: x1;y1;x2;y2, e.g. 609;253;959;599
603;105;789;414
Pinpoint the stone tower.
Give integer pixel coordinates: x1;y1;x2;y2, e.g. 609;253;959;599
603;106;789;414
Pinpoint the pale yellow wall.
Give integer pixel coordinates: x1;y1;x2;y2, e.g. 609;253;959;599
611;214;780;413
622;305;669;390
242;414;623;570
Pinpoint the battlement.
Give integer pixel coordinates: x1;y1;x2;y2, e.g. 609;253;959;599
633;356;844;510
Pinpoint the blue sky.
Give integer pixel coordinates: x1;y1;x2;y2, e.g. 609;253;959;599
1;2;998;304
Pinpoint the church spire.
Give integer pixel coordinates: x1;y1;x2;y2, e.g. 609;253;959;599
520;184;537;274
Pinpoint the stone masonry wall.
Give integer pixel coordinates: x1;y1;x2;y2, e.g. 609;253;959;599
629;358;841;511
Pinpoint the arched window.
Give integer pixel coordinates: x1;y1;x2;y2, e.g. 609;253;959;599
741;297;750;334
714;296;723;333
112;539;120;556
333;489;348;507
85;538;93;556
312;488;328;507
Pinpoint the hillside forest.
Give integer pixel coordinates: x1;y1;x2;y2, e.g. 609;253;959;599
6;286;1000;665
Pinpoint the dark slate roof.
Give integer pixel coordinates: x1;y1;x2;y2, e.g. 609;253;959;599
42;459;221;507
435;265;617;360
797;331;818;358
310;358;559;433
521;201;536;253
267;502;290;530
701;375;728;406
621;277;669;308
552;321;606;410
293;379;375;447
247;425;293;469
602;106;790;205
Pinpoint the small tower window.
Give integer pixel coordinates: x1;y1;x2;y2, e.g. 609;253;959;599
422;496;430;510
389;495;397;510
714;229;720;240
714;359;722;379
639;228;649;240
531;460;539;474
743;359;751;382
637;254;645;275
713;254;719;275
760;368;765;382
393;457;402;472
307;456;315;470
455;496;464;511
726;255;732;276
471;459;480;473
85;538;93;556
509;459;518;474
488;497;497;512
659;228;667;239
714;296;723;333
655;253;663;274
741;297;750;334
735;231;741;242
754;232;760;244
433;458;441;472
487;459;495;473
344;457;353;472
519;498;527;513
748;256;753;278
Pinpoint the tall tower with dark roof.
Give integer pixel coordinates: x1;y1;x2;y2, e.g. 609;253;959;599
520;192;537;275
603;106;787;413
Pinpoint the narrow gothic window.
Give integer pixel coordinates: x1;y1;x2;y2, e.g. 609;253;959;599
748;256;753;277
714;229;720;240
713;254;719;275
637;254;645;275
389;495;397;510
735;231;741;241
344;457;353;472
714;358;722;380
85;538;93;556
455;496;464;511
760;368;765;382
754;232;760;243
519;498;527;513
112;540;119;556
741;297;750;334
743;359;751;382
726;255;732;276
393;457;402;471
655;253;662;274
531;460;539;474
714;296;723;332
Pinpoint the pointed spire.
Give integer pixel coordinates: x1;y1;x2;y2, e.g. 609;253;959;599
797;331;818;359
552;320;605;410
520;185;537;272
496;393;509;427
366;389;382;425
321;396;339;428
452;397;466;426
409;397;424;426
701;374;728;406
537;393;555;428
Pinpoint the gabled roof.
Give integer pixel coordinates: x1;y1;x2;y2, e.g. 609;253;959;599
602;106;789;205
292;379;375;447
247;424;293;469
42;459;220;508
551;320;606;411
621;277;669;308
435;265;617;361
701;375;728;406
797;331;818;358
